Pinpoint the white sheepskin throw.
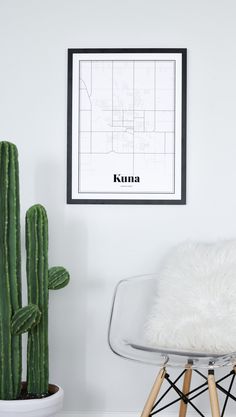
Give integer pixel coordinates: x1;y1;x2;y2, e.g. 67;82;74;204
145;241;236;354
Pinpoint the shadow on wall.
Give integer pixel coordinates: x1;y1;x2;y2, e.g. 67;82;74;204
34;158;106;411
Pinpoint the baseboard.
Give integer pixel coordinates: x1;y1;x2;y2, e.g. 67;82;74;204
59;414;139;417
58;412;215;417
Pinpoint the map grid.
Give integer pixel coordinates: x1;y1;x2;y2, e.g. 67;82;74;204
77;59;176;194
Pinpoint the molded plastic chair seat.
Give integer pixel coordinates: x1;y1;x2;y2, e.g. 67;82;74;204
124;341;236;369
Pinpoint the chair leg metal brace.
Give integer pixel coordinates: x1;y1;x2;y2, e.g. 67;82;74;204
208;370;220;417
140;367;236;417
140;368;166;417
179;367;192;417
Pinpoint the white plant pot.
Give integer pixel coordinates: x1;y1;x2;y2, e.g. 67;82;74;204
0;384;63;417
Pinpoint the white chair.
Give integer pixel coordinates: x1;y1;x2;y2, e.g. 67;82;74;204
108;242;236;417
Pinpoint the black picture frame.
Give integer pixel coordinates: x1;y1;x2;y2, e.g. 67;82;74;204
67;48;187;205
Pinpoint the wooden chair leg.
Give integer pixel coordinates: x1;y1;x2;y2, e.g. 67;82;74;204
179;368;192;417
140;368;166;417
208;371;220;417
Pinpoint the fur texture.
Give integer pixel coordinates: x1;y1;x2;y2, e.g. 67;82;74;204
145;241;236;354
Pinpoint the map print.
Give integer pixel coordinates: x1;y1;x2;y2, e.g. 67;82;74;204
78;60;175;194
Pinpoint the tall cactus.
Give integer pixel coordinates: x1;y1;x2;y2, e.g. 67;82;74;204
0;142;41;399
26;204;69;396
0;142;22;399
0;141;70;400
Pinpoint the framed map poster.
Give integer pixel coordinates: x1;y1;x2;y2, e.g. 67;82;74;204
67;48;187;204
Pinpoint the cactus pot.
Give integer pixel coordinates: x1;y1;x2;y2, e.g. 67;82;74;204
0;384;63;417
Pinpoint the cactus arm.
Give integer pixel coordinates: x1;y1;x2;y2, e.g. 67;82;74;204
26;205;49;395
11;305;41;335
0;142;22;399
48;267;70;290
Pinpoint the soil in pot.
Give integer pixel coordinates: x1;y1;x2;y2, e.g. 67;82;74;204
17;383;59;400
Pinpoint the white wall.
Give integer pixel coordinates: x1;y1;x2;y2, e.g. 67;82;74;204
1;0;236;414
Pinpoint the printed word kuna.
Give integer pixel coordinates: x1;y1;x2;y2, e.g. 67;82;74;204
114;174;140;183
